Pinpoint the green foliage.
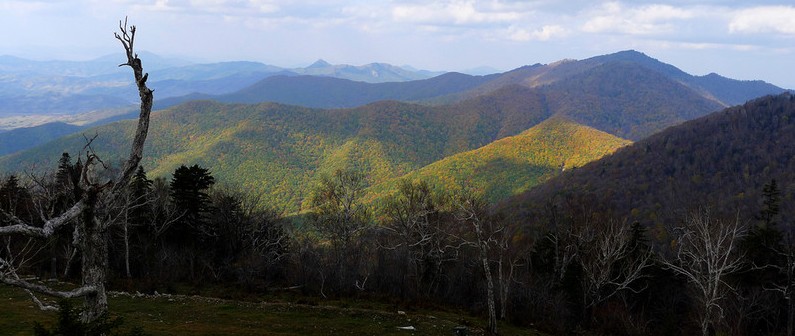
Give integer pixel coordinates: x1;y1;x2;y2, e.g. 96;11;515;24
0;87;553;214
367;117;631;205
309;169;371;243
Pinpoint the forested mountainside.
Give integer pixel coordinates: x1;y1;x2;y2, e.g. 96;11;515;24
502;93;795;239
3;50;787;157
0;122;81;156
539;61;722;140
1;51;789;212
0;85;550;212
158;50;784;140
365;116;630;205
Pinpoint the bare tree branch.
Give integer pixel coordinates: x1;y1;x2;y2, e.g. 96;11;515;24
0;200;86;238
0;277;97;299
662;208;747;336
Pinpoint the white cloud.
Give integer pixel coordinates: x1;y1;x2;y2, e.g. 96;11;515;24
121;0;281;16
729;6;795;35
391;0;526;26
506;25;566;41
646;40;760;51
581;2;695;35
0;1;47;12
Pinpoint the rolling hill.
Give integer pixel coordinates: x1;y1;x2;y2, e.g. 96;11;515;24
0;122;82;156
365;116;631;205
501;93;795;238
0;85;550;212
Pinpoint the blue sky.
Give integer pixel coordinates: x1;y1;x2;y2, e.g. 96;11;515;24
1;0;794;88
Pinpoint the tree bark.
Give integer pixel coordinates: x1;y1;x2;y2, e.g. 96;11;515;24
478;241;497;335
79;208;109;322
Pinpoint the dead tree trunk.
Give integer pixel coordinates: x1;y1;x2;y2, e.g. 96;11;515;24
0;17;153;323
454;193;498;335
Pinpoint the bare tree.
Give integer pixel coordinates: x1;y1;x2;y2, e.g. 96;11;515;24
495;221;526;321
577;219;652;319
379;179;462;297
308;169;371;292
753;232;795;336
0;18;153;322
453;192;498;335
662;208;747;336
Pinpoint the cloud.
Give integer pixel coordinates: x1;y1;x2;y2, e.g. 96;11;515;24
729;6;795;35
506;25;567;41
645;40;760;51
581;2;695;35
390;0;527;26
0;1;46;12
120;0;281;16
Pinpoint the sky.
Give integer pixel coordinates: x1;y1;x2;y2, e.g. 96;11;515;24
1;0;794;88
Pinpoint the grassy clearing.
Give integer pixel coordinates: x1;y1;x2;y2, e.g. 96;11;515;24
0;285;545;335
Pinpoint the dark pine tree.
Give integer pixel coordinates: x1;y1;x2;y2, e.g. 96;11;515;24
169;164;215;241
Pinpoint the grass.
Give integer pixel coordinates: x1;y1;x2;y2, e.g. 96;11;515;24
0;285;547;336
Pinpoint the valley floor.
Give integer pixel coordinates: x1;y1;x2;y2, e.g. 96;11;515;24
0;285;545;335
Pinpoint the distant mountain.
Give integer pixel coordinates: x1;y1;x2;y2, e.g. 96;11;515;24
291;59;445;83
539;61;723;140
690;72;786;106
0;54;449;128
464;50;787;110
460;66;504;76
448;50;787;140
157;72;500;110
501;93;795;235
0;51;189;77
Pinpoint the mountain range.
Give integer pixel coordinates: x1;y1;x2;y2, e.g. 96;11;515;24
0;50;791;214
0;53;445;126
501;93;795;238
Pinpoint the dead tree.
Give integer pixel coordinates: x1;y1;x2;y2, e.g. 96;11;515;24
0;18;153;322
308;169;371;292
379;179;463;297
755;232;795;336
495;221;526;321
577;219;652;320
453;192;498;335
662;208;747;336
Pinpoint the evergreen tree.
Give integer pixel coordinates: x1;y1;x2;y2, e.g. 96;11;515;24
169;164;215;240
128;166;153;225
757;178;781;228
743;179;784;268
0;175;27;215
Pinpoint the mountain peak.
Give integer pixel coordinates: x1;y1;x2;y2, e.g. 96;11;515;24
308;59;332;68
